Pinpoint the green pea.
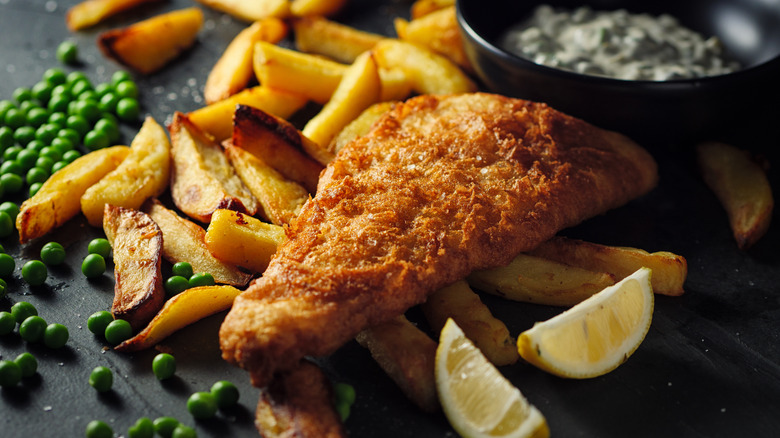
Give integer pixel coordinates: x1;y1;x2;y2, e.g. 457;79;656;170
58;127;80;145
27;107;50;127
99;92;119;114
94;118;120;143
41;241;66;266
49;138;72;155
19;315;47;342
19;99;40;114
10;301;37;324
27;139;46;153
47;93;70;114
152;353;176;380
87;311;114;336
0;311;15;335
0;253;16;277
66;71;89;86
115;80;139;99
0;201;19;221
0;281;5;300
13;126;36;147
18;148;40;169
70;79;92;99
1;173;24;195
4;108;27;129
85;420;113;438
82;253;106;278
36;156;55;173
13;87;33;104
31;81;53;104
43;68;67;86
44;323;69;348
66;114;90;137
29;182;43;197
211;380;240;409
116;97;140;121
22;260;48;286
36;123;60;144
153;417;180;438
164;276;189;297
0;212;14;239
84;129;109;151
187;391;218;420
104;319;132;345
56;40;79;64
188;272;215;288
112;70;133;85
171;424;197;438
94;83;113;97
0;126;14;150
26;167;49;186
89;366;113;392
88;238;112;258
75;99;101;123
171;262;193;279
52;161;68;173
127;417;155;438
48;111;67;127
1;159;24;176
63;149;82;163
14;352;37;377
0;360;22;387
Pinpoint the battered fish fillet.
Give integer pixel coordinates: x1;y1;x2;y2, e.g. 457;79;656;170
220;93;658;387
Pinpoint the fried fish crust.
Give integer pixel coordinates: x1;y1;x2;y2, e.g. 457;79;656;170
220;93;658;387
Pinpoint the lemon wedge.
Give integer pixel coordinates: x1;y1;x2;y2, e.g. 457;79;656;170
517;267;654;379
436;318;549;438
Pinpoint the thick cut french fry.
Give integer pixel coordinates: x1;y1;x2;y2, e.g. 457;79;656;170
103;204;165;332
697;142;774;250
293;15;383;64
231;104;324;193
255;360;347;438
410;0;454;19
422;281;519;366
378;67;413;102
329;101;394;155
115;285;242;352
467;252;617;306
169;112;258;222
302;51;381;152
355;315;439;413
527;236;688;296
373;38;477;95
290;0;347;17
395;6;471;72
97;7;203;74
16;146;130;243
253;41;348;104
66;0;162;31
81;117;170;227
224;143;309;226
192;0;289;22
205;209;285;273
143;199;252;286
188;85;307;142
204;18;288;104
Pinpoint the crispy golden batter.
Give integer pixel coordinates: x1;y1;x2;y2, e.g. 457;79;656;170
220;93;658;386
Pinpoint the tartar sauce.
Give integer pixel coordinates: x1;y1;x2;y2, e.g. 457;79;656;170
500;5;741;81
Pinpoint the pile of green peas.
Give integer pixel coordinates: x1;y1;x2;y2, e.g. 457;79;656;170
164;262;216;297
0;65;139;199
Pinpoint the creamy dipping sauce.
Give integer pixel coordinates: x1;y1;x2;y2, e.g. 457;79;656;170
500;5;742;81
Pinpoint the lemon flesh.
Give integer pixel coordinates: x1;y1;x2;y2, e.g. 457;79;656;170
436;318;549;438
518;267;654;379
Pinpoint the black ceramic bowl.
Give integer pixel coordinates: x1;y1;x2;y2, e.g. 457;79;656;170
457;0;780;143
